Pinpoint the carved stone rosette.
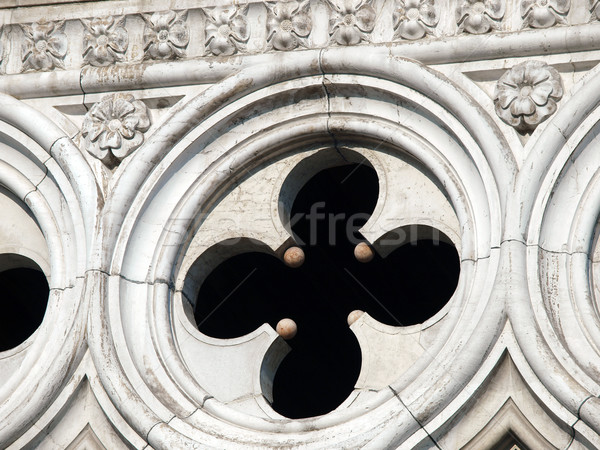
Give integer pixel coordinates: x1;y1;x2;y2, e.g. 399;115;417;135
82;16;128;67
456;0;505;33
82;93;151;168
266;1;312;51
204;6;250;56
393;0;439;40
21;21;67;72
328;0;376;45
142;10;190;60
494;60;563;132
521;0;569;28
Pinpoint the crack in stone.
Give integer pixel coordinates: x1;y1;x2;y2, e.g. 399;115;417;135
318;48;346;162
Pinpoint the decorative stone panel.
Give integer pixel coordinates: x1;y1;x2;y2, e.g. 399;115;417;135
456;0;505;33
20;21;67;71
265;1;312;51
82;16;128;67
1;1;600;449
142;10;190;60
327;0;376;45
204;6;249;56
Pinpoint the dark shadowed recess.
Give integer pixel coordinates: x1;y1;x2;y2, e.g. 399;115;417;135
0;268;49;351
196;163;460;419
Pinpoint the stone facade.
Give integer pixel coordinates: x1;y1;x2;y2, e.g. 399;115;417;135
1;0;600;448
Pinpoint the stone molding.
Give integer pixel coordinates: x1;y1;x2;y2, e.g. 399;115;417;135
1;1;600;449
0;0;598;75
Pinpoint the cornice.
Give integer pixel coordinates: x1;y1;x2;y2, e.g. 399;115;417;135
0;22;599;100
0;0;598;84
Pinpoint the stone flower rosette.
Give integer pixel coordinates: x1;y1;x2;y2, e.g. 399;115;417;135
82;93;151;168
456;0;505;34
328;0;376;46
21;21;68;71
393;0;439;40
143;10;190;60
494;60;563;132
521;0;569;28
204;6;250;56
266;1;312;51
82;16;128;67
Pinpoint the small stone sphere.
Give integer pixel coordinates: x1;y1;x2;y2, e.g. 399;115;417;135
347;310;364;326
354;242;374;263
284;246;305;268
276;318;297;340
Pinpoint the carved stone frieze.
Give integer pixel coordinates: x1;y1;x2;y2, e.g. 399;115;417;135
82;93;150;168
204;6;250;56
82;16;128;67
521;0;569;28
327;0;376;46
456;0;505;33
266;1;312;51
21;21;67;72
393;0;439;40
493;60;563;132
142;10;189;60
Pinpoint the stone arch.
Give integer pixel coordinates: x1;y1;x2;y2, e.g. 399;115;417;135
0;94;99;447
508;62;600;434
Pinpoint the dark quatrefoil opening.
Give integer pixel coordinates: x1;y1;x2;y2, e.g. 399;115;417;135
195;161;460;419
0;254;49;352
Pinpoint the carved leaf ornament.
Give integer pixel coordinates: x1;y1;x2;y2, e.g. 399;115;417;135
266;1;312;51
456;0;505;34
204;6;250;56
21;21;68;71
521;0;569;28
328;0;376;45
82;16;128;67
142;10;190;60
393;0;439;40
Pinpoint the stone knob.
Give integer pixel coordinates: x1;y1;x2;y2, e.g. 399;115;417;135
354;242;374;263
284;246;305;268
276;318;297;340
347;310;364;326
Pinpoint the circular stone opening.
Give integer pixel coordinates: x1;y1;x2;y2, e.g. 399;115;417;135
195;158;460;418
0;255;49;352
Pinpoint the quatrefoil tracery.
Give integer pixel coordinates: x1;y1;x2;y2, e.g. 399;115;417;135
194;161;460;418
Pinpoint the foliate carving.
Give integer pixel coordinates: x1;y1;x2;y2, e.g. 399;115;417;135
82;16;128;67
266;1;312;51
328;0;376;46
21;21;67;72
204;6;250;56
521;0;569;28
456;0;505;34
143;10;189;60
82;93;151;168
494;61;563;132
393;0;439;40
